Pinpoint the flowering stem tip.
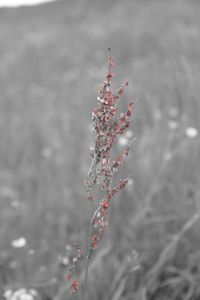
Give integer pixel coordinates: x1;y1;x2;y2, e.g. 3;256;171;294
68;49;134;300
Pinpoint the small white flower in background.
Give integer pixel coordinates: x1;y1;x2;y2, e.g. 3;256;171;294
127;178;134;186
125;130;133;139
62;256;69;265
167;120;178;130
18;294;33;300
118;136;129;146
3;289;12;299
11;237;26;248
65;244;72;251
72;257;78;263
185;127;198;138
3;288;40;300
29;290;38;297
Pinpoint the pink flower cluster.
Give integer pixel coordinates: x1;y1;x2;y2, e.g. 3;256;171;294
85;49;134;258
66;50;133;293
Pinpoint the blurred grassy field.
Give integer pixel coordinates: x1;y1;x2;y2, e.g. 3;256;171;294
0;0;200;299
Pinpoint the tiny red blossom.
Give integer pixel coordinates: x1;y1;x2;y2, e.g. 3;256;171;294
106;71;115;80
71;279;78;292
101;200;109;209
126;101;134;116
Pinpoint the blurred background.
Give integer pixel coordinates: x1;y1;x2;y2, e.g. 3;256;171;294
0;0;200;299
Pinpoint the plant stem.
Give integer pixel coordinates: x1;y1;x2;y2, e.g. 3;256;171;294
82;205;101;300
81;216;93;300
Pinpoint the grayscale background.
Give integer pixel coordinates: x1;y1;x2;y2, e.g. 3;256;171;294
0;0;200;299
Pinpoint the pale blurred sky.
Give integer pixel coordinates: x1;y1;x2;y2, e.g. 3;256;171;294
0;0;55;7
